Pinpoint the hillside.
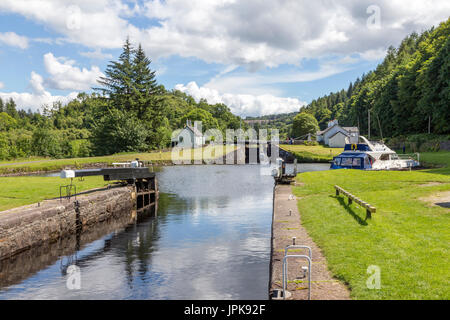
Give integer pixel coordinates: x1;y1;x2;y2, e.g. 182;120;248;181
249;18;450;141
304;18;450;137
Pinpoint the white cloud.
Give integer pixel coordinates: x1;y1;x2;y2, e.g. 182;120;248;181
0;0;141;49
0;52;102;111
1;0;449;68
175;81;305;117
29;71;45;95
0;72;78;112
0;31;28;49
43;52;104;91
204;62;349;95
0;82;4;89
0;90;78;112
79;49;113;60
0;68;82;112
139;0;450;68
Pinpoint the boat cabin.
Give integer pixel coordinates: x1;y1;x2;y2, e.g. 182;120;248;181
331;152;373;170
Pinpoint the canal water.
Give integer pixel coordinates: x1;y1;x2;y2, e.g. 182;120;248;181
0;164;329;300
0;165;274;299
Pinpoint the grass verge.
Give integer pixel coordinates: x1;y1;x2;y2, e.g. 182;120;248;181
280;144;343;163
293;151;450;299
0;145;233;175
0;176;108;212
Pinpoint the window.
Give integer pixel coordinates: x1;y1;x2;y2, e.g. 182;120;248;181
333;158;341;166
352;158;362;167
341;158;353;166
179;136;184;143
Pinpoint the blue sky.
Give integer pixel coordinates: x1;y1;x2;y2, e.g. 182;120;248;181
0;0;449;117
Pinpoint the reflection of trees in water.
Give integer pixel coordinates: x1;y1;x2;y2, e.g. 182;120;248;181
0;191;235;292
0;211;136;289
122;193;184;287
120;193;231;288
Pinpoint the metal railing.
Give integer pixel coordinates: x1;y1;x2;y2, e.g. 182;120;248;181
59;184;76;202
282;241;312;300
282;254;312;300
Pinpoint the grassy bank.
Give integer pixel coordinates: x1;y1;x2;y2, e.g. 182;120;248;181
293;151;450;299
0;145;233;175
0;176;108;212
0;145;235;211
280;144;343;163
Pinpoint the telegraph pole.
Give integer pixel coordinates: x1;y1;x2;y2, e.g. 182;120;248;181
368;109;371;140
428;116;431;134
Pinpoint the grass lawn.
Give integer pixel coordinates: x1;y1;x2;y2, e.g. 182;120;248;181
280;144;343;163
0;145;235;211
0;176;109;212
0;145;233;175
293;151;450;299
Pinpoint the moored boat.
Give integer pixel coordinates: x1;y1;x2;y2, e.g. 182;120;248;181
330;136;420;170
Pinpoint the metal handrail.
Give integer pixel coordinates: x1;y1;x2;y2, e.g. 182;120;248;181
282;255;312;300
284;245;312;260
283;245;312;294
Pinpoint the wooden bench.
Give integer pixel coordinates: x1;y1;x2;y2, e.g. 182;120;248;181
334;185;376;219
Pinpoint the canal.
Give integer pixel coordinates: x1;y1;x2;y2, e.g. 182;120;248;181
0;163;329;300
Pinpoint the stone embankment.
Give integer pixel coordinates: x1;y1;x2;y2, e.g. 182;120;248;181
0;186;135;261
269;184;350;300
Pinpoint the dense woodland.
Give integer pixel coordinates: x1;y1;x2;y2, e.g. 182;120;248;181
0;40;243;160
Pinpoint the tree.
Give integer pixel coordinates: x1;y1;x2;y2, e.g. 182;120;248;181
291;112;319;138
96;38;135;111
91;108;148;155
31;128;62;158
5;98;18;118
132;44;161;119
180;108;219;131
0;112;17;131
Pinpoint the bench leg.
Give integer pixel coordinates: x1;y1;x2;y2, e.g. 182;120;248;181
366;209;372;219
348;198;352;205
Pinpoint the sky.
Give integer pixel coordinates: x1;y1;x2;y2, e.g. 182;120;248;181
0;0;449;117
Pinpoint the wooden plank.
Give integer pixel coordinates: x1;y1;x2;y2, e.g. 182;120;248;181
334;185;376;215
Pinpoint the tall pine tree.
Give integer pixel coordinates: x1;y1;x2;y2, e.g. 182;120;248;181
96;38;135;112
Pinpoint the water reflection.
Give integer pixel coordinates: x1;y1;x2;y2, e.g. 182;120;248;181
0;165;274;300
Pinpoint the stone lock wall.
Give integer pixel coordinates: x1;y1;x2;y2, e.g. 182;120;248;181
0;186;135;261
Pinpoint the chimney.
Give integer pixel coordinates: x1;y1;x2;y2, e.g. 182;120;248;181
328;119;338;128
194;121;202;134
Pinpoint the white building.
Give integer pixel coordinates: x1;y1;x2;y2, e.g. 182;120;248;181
316;120;359;148
328;131;348;148
171;121;205;148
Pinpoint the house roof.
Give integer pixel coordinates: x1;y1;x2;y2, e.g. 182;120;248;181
316;123;338;136
317;124;360;136
186;125;203;137
343;127;359;133
170;129;183;141
170;125;203;141
329;131;349;140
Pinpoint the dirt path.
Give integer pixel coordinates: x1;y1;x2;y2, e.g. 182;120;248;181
420;190;450;209
269;184;351;300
